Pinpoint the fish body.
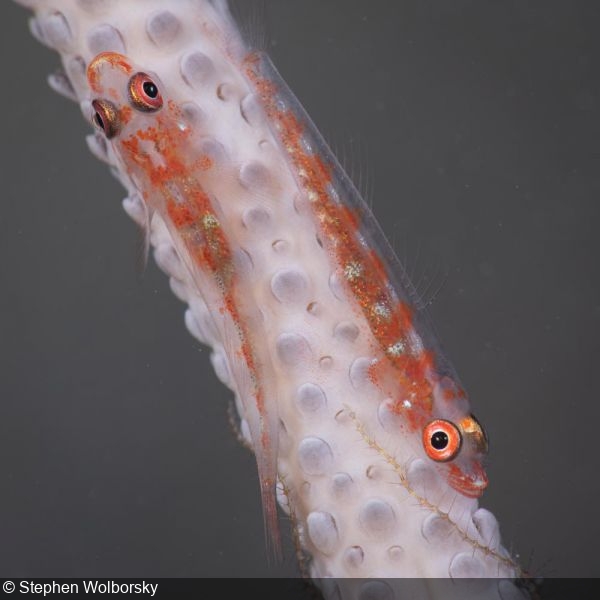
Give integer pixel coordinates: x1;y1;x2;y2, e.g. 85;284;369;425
14;0;527;587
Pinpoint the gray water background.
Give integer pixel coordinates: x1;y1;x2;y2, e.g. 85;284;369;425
0;0;598;578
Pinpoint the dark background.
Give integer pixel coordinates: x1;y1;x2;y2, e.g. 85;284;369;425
1;0;598;578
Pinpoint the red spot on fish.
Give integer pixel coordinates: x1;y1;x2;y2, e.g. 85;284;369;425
448;462;488;497
195;154;213;171
166;199;195;228
119;105;133;124
443;388;456;401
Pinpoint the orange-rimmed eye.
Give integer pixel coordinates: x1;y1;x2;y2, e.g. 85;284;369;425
91;98;120;139
128;72;163;112
459;414;489;455
423;419;462;462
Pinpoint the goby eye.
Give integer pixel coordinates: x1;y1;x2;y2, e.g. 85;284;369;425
128;72;163;112
91;99;121;139
459;413;489;455
423;419;462;462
